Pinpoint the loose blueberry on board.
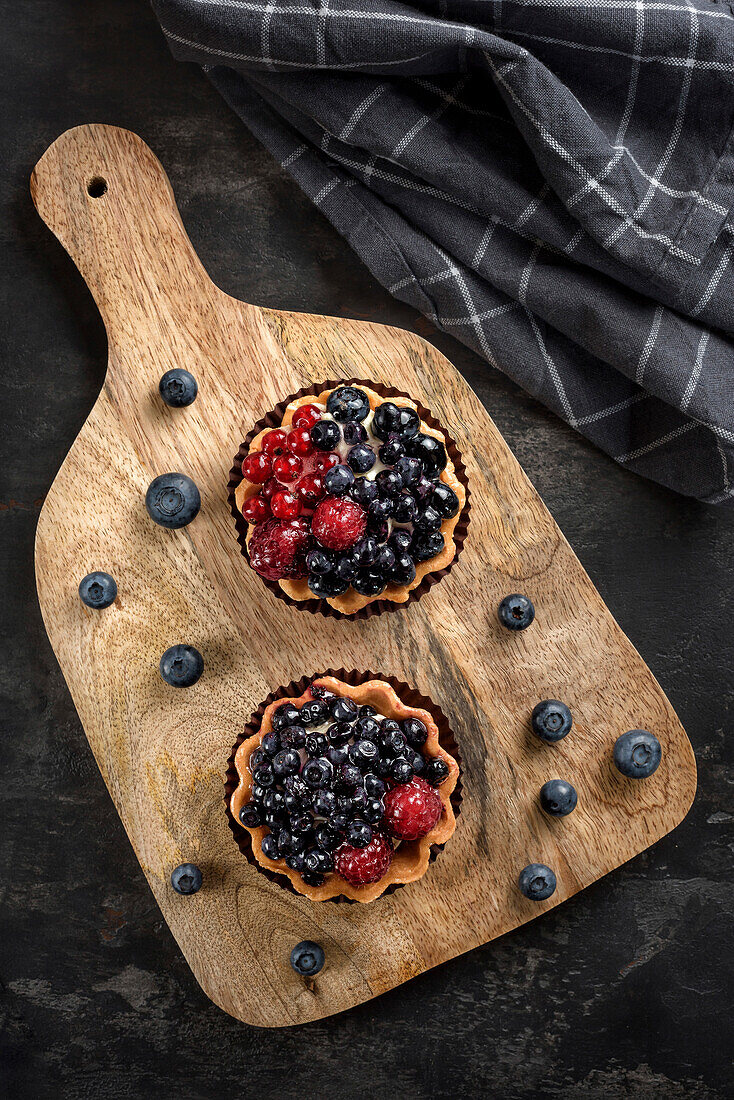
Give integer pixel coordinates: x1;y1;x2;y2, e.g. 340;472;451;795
146;472;201;529
171;863;203;895
78;571;117;609
159;367;198;407
498;593;535;631
518;863;556;901
326;385;370;422
531;700;573;743
613;729;662;778
159;644;204;688
539;779;578;816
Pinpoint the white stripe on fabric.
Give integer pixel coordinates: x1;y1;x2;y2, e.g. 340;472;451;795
636;305;664;384
681;330;710;410
616;420;698;463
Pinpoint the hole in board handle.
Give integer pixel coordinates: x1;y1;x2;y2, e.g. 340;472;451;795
87;177;107;198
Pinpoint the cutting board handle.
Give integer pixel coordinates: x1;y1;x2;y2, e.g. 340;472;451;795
30;124;220;340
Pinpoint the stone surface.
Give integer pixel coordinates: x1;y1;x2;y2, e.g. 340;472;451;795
1;0;732;1096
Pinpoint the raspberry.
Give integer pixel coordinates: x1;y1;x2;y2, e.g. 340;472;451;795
271;490;301;519
241;494;271;524
311;496;366;550
383;776;442;840
334;831;393;886
242;451;272;483
248;517;311;581
295;474;325;509
286;426;314;456
262;429;288;456
293;404;322;429
273;453;303;481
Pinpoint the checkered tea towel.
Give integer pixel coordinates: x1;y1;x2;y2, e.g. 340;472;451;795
153;0;734;504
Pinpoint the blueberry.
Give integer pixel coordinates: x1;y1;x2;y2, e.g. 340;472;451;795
78;571;117;609
336;763;363;790
374;756;394;779
413;474;434;500
531;700;572;743
310;419;342;451
249;749;267;772
304;847;333;874
299;699;328;727
327;722;353;747
324;464;355;496
159;368;198;408
352;568;386;597
260;730;281;756
350;788;369;814
498;594;535;631
273;748;301;777
300;870;325;888
540;779;578;816
170;863;203;895
425;757;450;786
283;724;307;749
409;750;426;775
364;798;384;824
252;762;275;788
305;732;328;757
389;529;413;552
518;863;556;901
329;810;351;832
261;834;281;861
263;789;285;815
411;531;444;563
395;455;423;485
376;469;403;497
356;716;381;740
313;789;338;817
364;774;386;798
367;517;390;543
284;775;309;802
146;472;201;529
351;536;379;568
159;644;204;687
406;433;447;477
308;572;351;599
432;482;460;519
314;822;341;850
379;437;405;465
613;730;662;778
392;757;414;784
306;548;333;576
289;810;314;835
310;683;338;702
290;940;325;976
370;496;395;521
414;504;442;533
402;717;428;748
286;853;306;872
359;704;377;718
350;740;379;770
392;492;418;524
343;421;368;445
373;402;420;440
251;784;266;803
326;386;370;423
331;697;359;723
239;802;262;828
374;545;396;576
380;728;406;756
380;718;401;736
390;554;417;586
350;478;379;507
347;819;373;848
302;758;332;789
348;444;376;474
272;703;301;730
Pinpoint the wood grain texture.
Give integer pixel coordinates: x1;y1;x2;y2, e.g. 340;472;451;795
30;125;697;1028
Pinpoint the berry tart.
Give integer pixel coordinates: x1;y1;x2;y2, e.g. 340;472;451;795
228;675;460;902
232;383;467;614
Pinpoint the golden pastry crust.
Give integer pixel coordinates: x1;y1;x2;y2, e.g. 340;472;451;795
230;676;460;903
234;384;466;613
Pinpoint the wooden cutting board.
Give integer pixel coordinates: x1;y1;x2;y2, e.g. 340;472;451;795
31;124;696;1028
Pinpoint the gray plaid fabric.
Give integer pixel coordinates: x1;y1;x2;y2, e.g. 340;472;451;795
153;0;734;504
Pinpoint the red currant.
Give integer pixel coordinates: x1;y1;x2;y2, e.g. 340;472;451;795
295;473;325;508
242;451;272;483
293;404;322;429
286;426;314;457
262;477;286;500
262;429;288;456
273;453;303;481
313;451;341;473
271;490;301;519
241;494;271;523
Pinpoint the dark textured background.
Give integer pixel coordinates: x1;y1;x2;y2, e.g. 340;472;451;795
1;3;732;1098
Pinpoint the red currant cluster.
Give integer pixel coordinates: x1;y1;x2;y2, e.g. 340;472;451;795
240;404;336;524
